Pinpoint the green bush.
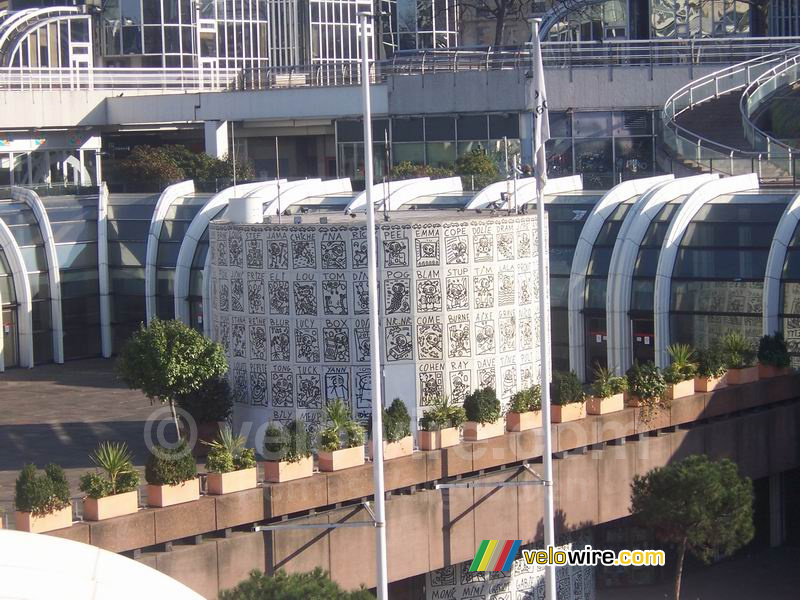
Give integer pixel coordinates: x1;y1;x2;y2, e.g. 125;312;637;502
219;568;375;600
390;161;455;180
418;395;466;431
176;376;233;424
145;441;197;485
551;371;585;406
720;331;756;369
696;345;728;378
15;463;71;516
663;343;698;384
590;365;627;399
454;148;501;190
463;387;501;424
383;398;411;442
263;420;313;463
626;362;667;401
319;400;365;452
79;442;139;499
509;385;542;413
757;332;790;369
205;425;256;474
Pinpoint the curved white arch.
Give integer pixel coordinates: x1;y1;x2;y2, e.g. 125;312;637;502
653;173;760;368
262;178;352;215
567;175;673;380
144;180;195;323
763;190;800;336
0;218;34;368
11;186;63;363
605;174;719;375
383;176;463;211
466;175;583;210
172;180;281;324
345;177;429;214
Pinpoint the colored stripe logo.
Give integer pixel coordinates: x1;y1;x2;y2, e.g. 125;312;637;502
469;540;521;571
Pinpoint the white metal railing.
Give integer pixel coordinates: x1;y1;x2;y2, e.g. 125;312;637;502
740;53;800;157
4;36;800;92
662;45;800;180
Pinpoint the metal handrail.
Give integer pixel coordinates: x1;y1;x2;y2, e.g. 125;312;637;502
662;45;800;162
740;53;800;157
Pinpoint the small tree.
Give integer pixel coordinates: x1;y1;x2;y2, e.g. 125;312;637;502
454;149;501;190
219;568;374;599
117;318;228;436
630;455;754;600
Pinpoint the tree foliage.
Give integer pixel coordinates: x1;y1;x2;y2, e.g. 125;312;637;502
15;463;71;516
454;149;501;190
120;144;254;189
116;319;228;429
631;455;754;600
219;569;375;600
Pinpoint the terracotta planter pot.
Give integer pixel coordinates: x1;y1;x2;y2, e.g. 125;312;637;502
666;379;695;401
551;402;586;423
147;478;200;507
506;410;542;432
694;373;728;392
368;436;414;460
318;445;365;472
262;456;314;483
83;490;139;521
418;427;460;450
727;366;759;385
15;505;72;533
757;363;791;379
206;467;258;495
586;393;624;415
463;418;505;441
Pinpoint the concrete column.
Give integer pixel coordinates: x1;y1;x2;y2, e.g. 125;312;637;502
97;183;112;358
204;120;229;158
519;113;533;167
770;473;785;547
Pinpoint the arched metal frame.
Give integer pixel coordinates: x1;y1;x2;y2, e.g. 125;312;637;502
567;175;673;379
262;178;352;215
172;180;281;324
383;176;463;211
653;173;760;368
11;186;64;363
345;178;428;214
0;218;34;369
465;175;583;210
145;180;195;324
763;190;800;335
605;174;718;374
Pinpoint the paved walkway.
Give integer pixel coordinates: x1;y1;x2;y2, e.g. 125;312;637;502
0;359;157;519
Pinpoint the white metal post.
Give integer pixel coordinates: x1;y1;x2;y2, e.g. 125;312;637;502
359;12;389;599
531;17;557;600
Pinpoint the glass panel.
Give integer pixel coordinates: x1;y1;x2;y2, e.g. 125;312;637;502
425;142;456;167
0;275;15;304
56;243;98;269
587;247;613;276
573;112;612;138
574;139;613;189
31;300;51;330
671;281;762;313
60;269;99;299
671;314;761;350
50;221;97;243
111;267;146;294
156;242;182;266
393;142;425;165
631;279;654;310
456;115;487;140
9;225;43;246
20;246;47;271
613;111;652;136
550;223;585;245
64;328;101;359
62;296;101;324
694;203;785;223
28;273;49;301
546;139;573;178
108;220;151;240
111;294;146;323
488;114;518;139
614;137;653;180
548;111;572;138
157;269;175;295
550;277;569;308
585;278;607;309
392;118;424;142
549;247;574;276
682;222;777;247
425;117;455;141
673;248;768;279
108;242;147;266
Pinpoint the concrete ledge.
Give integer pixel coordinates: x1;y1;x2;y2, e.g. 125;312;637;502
89;509;156;552
215;487;265;530
154;496;217;544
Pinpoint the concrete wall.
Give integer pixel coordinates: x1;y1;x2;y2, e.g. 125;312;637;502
0;62;725;130
136;398;800;597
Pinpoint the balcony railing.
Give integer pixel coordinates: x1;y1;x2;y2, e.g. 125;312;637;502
4;36;800;92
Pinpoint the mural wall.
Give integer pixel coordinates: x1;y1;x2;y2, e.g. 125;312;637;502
209;214;547;433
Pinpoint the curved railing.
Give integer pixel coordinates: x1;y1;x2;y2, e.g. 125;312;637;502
0;6;81;67
740;53;800;157
662;45;800;179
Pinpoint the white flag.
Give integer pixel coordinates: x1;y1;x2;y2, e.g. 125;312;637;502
532;26;550;194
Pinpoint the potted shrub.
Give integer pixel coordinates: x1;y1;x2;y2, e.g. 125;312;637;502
626;361;667;422
145;441;200;507
586;365;626;415
550;371;587;422
263;420;314;483
463;387;504;440
318;399;366;472
79;442;140;521
721;331;758;385
506;384;542;431
695;345;728;392
757;332;791;378
369;398;413;460
418;395;466;450
204;425;257;495
177;376;233;456
14;463;72;533
663;344;697;400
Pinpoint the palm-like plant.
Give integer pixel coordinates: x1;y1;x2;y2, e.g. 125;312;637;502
204;424;255;473
665;344;698;383
204;424;245;456
91;442;136;492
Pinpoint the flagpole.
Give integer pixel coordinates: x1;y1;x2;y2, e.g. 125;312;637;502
359;12;389;600
530;17;557;600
